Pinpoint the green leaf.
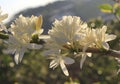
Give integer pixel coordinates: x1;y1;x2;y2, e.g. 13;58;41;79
99;4;113;13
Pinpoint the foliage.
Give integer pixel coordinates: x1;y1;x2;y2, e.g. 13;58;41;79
99;2;120;22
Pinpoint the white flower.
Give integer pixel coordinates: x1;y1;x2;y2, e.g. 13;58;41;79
48;16;87;46
0;8;8;32
10;15;43;37
81;26;116;51
94;26;116;50
78;28;95;69
5;15;44;64
79;26;116;68
0;8;8;23
48;50;75;76
47;16;88;71
45;16;117;74
5;35;42;64
81;28;96;47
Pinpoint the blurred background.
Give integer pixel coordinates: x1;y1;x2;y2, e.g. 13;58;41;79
0;0;120;84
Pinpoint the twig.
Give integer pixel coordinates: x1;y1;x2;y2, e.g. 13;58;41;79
114;13;120;23
79;47;120;58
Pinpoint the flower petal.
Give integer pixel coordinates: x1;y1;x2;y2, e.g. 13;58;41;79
42;49;59;56
35;15;43;30
63;57;75;64
101;26;107;33
33;29;44;35
0;14;8;22
105;34;116;42
87;53;92;57
60;60;69;76
28;43;42;49
3;49;16;54
14;50;20;64
14;48;26;64
19;48;26;62
49;60;58;69
39;35;50;39
80;54;87;69
102;42;109;50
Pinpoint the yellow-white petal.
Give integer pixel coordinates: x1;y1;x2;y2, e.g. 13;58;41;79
63;57;75;64
14;50;20;64
42;49;59;56
80;54;87;69
35;15;42;30
49;60;58;69
19;48;26;62
27;43;42;49
60;60;69;76
86;53;92;57
0;14;8;22
102;42;109;50
105;34;116;42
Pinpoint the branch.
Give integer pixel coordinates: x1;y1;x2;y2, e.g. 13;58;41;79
113;13;120;23
0;33;120;58
79;47;120;58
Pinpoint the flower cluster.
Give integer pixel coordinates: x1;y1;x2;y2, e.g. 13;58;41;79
0;8;118;76
43;16;116;76
4;15;43;64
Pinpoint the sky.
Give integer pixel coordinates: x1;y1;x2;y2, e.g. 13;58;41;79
0;0;58;22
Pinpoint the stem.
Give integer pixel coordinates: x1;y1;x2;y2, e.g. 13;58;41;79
79;47;120;58
64;44;120;58
114;13;120;23
115;15;120;22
